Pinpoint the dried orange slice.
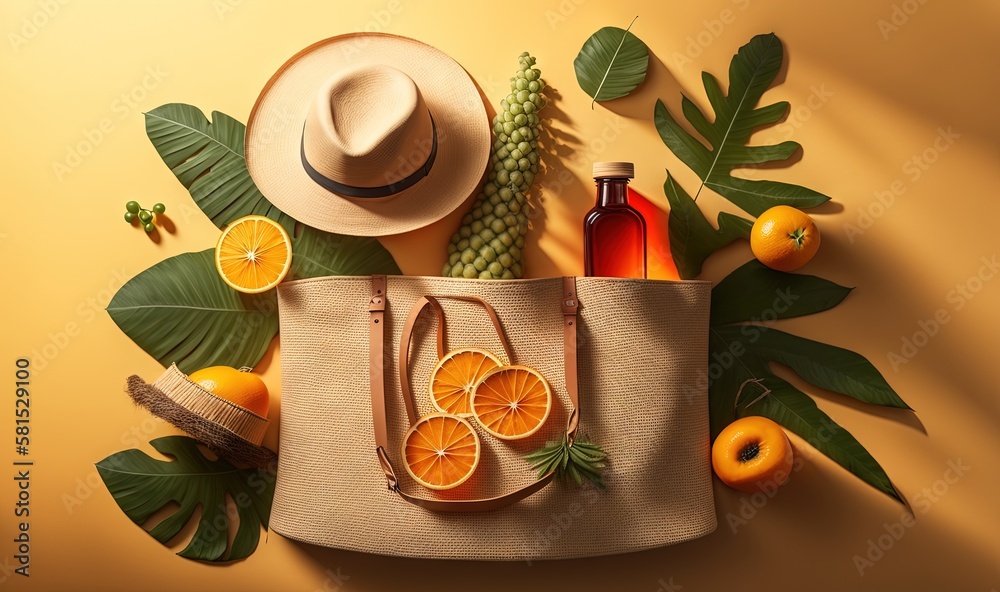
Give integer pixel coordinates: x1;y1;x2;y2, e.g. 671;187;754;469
471;365;552;440
215;215;292;294
429;347;503;417
402;413;481;490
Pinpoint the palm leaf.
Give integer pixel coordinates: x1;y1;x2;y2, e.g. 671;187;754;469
106;250;278;374
526;434;607;489
574;17;649;108
289;225;401;280
145;103;295;233
97;436;276;562
654;33;830;216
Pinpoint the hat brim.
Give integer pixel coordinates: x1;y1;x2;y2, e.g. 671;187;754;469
246;33;490;237
125;375;277;469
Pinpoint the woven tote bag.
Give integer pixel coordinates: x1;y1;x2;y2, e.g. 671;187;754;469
272;275;716;560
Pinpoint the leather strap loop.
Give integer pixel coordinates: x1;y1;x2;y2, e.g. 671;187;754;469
369;275;389;467
398;294;515;424
562;276;581;445
368;276;581;512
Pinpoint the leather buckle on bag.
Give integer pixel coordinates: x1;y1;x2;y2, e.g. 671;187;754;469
369;296;386;313
561;277;579;315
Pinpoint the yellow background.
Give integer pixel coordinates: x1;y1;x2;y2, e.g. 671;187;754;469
2;0;998;590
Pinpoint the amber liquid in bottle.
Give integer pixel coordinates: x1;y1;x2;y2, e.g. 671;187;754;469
584;163;647;278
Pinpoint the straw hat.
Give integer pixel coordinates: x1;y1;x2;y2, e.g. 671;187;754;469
245;33;490;237
125;364;276;468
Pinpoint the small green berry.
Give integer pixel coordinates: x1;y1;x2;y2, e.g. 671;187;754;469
143;222;155;233
152;203;166;214
124;212;135;223
126;201;140;214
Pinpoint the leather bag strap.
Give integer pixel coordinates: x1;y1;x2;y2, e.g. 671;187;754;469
367;275;581;512
398;294;514;425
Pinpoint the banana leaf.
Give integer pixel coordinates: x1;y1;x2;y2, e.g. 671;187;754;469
106;250;278;374
145;103;295;233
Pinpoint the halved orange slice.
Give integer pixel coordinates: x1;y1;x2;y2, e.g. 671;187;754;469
471;365;552;440
429;347;503;417
402;413;481;490
215;215;292;294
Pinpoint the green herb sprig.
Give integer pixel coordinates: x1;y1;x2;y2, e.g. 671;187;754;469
525;433;608;489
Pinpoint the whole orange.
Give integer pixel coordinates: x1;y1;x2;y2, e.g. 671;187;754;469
712;416;794;493
750;205;820;272
188;366;270;417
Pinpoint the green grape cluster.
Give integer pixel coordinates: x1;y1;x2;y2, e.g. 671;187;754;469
443;52;546;279
124;200;165;233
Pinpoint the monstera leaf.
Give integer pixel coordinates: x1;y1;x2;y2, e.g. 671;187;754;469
664;172;752;279
655;33;830;215
107;249;278;374
97;436;276;562
574;17;649;108
145;103;295;233
708;260;909;502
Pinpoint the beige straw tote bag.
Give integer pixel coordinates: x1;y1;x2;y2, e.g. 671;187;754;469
272;275;717;560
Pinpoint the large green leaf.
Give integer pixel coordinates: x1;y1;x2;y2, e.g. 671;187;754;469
654;33;830;216
665;171;752;279
107;250;278;374
574;17;649;108
710;259;852;326
707;260;909;503
289;225;401;280
748;327;911;409
708;327;758;438
747;375;903;503
145;103;295;233
708;329;903;502
97;436;276;562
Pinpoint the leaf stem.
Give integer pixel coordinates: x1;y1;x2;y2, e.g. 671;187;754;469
733;378;771;414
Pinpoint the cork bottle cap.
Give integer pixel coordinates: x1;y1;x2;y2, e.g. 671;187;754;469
593;161;634;179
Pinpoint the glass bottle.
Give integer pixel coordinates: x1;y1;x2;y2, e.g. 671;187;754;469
584;162;647;278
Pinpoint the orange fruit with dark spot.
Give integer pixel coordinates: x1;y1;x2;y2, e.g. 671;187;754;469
712;416;793;493
750;205;820;272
